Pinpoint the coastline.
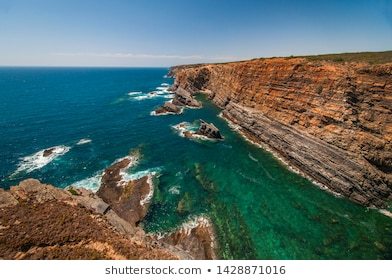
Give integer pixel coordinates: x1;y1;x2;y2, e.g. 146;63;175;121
219;112;392;218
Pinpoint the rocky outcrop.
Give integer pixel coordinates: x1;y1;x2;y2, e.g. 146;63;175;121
172;120;223;141
196;119;223;139
172;87;202;108
156;216;217;260
170;57;392;208
0;178;218;260
153;101;182;115
0;179;177;260
96;156;153;227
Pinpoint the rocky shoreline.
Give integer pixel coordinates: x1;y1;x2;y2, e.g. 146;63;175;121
0;151;217;260
169;57;392;209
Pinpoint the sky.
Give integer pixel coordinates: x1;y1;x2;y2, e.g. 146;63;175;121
0;0;391;67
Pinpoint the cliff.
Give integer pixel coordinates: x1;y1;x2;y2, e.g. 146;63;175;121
170;54;392;208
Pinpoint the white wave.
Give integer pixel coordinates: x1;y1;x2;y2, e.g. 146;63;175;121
120;167;162;182
161;83;170;87
171;121;219;141
154;215;214;241
12;145;71;175
69;172;103;192
140;175;154;206
128;91;143;96
130;92;173;101
76;138;92;145
171;122;198;137
168;185;181;195
132;95;154;101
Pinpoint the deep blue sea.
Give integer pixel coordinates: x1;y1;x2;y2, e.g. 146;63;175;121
1;67;391;259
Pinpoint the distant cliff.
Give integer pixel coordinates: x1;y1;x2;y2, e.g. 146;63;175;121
170;53;392;208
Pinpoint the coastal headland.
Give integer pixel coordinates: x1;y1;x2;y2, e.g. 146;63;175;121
169;51;392;210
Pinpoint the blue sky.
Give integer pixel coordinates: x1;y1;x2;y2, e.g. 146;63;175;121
0;0;391;66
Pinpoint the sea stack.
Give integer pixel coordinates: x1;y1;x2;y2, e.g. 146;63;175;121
172;87;202;108
195;119;223;140
153;101;182;115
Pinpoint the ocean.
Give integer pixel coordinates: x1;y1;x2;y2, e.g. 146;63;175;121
0;67;391;259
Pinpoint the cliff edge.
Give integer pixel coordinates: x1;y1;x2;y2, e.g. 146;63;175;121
170;54;392;208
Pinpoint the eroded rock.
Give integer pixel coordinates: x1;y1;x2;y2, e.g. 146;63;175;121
170;58;392;208
153;101;182;115
0;179;178;260
96;157;154;226
172;87;202;108
195;119;223;139
155;216;217;260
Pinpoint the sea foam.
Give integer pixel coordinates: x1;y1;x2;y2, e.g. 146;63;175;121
70;171;103;192
76;138;92;145
128;91;143;96
12;145;71;175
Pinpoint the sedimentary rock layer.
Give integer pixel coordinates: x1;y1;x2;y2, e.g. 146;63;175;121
170;57;392;208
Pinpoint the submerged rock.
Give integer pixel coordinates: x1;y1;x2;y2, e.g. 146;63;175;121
193;163;218;192
176;192;192;214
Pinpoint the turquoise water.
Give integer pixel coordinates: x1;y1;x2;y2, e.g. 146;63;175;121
0;67;391;259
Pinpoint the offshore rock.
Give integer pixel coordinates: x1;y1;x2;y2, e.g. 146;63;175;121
170;57;392;208
153;101;182;115
196;119;223;139
172;87;202;108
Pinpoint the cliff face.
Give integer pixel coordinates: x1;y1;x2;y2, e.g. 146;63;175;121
170;58;392;208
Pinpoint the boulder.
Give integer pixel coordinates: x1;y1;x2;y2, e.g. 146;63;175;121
154;101;182;115
196;119;223;139
172;87;201;108
97;158;154;226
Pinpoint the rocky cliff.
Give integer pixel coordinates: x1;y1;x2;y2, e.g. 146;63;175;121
170;56;392;208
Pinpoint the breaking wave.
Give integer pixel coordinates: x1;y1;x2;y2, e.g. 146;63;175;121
69;171;103;192
12;145;71;176
76;138;92;145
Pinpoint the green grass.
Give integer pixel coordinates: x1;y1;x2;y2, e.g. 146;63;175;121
172;50;392;68
292;50;392;64
253;50;392;64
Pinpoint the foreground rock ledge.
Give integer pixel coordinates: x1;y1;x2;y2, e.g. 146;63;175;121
0;177;217;260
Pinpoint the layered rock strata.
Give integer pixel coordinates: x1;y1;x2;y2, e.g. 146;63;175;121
170;57;392;208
